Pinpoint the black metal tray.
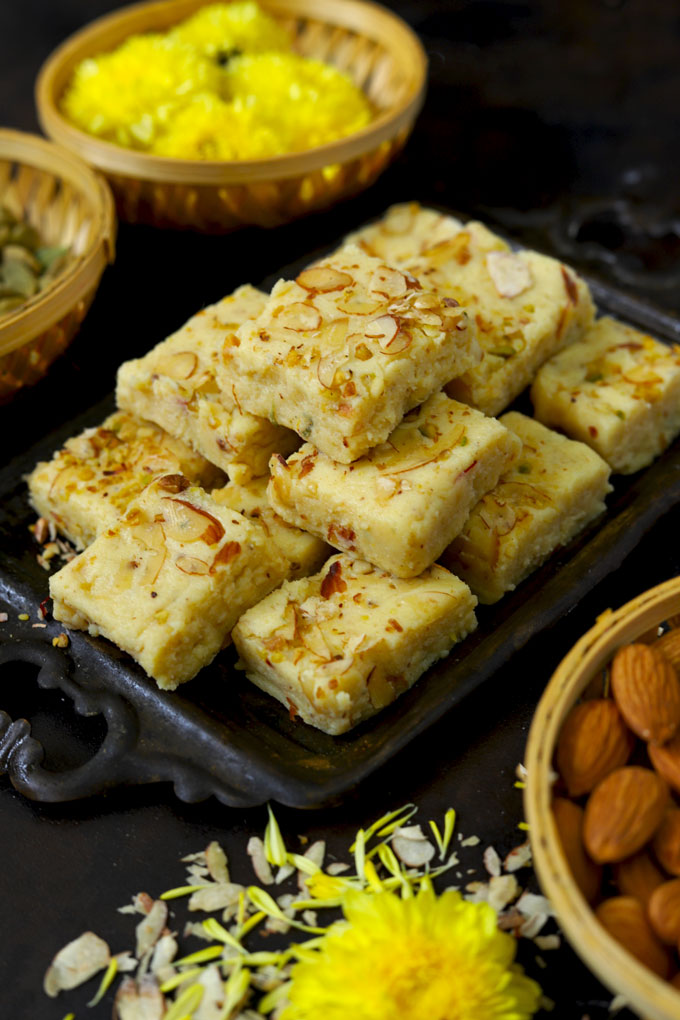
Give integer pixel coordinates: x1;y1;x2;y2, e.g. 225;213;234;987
1;251;679;810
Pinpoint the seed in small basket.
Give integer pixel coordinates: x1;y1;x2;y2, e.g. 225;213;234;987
654;628;680;672
551;797;602;903
648;879;680;945
613;850;666;908
583;767;669;864
653;809;680;876
611;643;680;745
594;896;672;979
649;735;680;796
556;699;634;797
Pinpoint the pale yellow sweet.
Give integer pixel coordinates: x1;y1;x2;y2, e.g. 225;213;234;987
343;202;463;265
50;474;288;690
404;221;594;416
267;392;521;578
216;244;481;463
212;476;329;581
27;411;223;550
232;553;478;734
441;412;612;603
531;316;680;474
116;285;299;483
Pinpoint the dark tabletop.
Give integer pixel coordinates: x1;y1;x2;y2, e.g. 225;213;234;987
1;1;680;1016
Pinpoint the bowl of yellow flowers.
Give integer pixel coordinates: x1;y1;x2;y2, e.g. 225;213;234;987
36;0;427;231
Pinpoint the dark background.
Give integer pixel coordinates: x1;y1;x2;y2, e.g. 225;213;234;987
1;1;680;1016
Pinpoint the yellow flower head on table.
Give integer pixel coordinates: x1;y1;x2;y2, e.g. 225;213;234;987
281;885;542;1020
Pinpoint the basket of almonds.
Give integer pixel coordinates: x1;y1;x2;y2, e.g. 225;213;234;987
525;576;680;1020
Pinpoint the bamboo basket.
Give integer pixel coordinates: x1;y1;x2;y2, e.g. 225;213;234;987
36;0;427;231
0;130;116;402
525;576;680;1020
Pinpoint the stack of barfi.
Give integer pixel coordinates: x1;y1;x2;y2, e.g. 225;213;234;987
33;201;680;736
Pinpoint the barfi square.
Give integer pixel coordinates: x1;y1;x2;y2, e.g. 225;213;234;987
50;474;288;690
27;411;223;550
531;316;680;474
232;554;478;735
216;245;481;463
344;202;463;265
211;476;329;581
267;392;521;578
441;412;612;603
405;221;594;416
117;285;299;483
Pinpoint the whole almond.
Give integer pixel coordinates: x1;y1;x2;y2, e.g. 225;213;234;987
648;879;680;945
655;629;680;673
613;850;666;907
551;797;602;903
583;766;669;863
556;699;634;797
653;808;680;876
649;735;680;796
595;896;671;978
611;643;680;744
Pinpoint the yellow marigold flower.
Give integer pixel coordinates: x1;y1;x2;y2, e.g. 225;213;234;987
170;1;291;59
225;53;372;152
281;887;542;1020
150;92;278;160
62;34;219;149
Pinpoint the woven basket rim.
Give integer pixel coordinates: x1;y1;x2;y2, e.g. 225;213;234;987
35;0;427;184
0;128;116;357
524;576;680;1020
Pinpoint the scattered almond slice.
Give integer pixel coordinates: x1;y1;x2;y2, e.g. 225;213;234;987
189;882;244;912
113;974;165;1020
326;862;350;875
486;251;533;298
503;841;532;872
483;845;502;877
44;931;111;997
205;841;230;884
149;934;178;975
135;900;168;958
392;825;436;868
194;964;231;1020
488;874;520;913
248;836;274;885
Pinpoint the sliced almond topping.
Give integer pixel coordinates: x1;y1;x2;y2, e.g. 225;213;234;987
154;351;199;380
369;266;408;298
162;498;225;545
317;352;346;390
175;554;210;575
486;251;533;298
365;314;399;345
210;540;241;573
277;302;322;332
296;267;353;292
336;293;383;316
44;931;111;997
